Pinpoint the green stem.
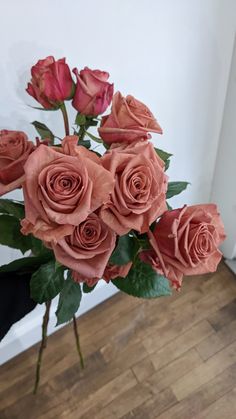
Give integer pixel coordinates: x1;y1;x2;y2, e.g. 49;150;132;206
33;300;51;395
78;125;86;142
60;103;70;136
73;315;84;369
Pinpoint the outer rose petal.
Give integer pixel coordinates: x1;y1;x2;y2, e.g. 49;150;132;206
21;218;73;243
0;174;25;196
72;271;100;288
103;262;132;282
98;91;162;144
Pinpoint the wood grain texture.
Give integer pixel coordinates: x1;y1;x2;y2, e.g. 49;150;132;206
0;262;236;418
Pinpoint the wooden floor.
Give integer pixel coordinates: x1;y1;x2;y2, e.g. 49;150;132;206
1;263;236;418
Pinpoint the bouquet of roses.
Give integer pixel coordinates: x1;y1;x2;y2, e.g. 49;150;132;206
0;56;225;393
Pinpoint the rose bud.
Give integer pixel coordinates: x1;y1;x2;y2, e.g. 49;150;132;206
0;130;35;196
26;56;74;109
101;141;168;235
98;91;162;145
52;213;116;280
141;204;226;290
72;67;114;116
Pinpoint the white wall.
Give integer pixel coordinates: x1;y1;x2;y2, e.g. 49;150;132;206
211;35;236;260
1;0;236;361
0;0;236;212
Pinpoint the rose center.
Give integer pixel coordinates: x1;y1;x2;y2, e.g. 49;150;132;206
127;168;151;201
189;224;214;261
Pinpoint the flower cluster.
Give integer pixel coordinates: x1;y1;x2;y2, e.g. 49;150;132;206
0;55;226;305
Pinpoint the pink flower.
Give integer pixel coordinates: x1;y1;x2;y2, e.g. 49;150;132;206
21;137;114;242
103;262;132;282
141;204;226;289
0;130;35;196
98;92;162;145
26;56;74;109
72;67;114;116
72;271;99;288
52;213;116;279
100;141;168;235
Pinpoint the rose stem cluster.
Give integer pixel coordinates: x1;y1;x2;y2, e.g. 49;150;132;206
60;103;70;136
73;315;85;369
33;301;51;394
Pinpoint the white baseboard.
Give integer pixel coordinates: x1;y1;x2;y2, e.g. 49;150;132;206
0;280;118;365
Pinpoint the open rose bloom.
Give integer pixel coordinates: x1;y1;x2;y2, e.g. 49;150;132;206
0;55;226;378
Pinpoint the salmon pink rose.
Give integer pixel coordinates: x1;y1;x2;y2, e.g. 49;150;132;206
100;141;168;235
72;67;114;116
98;91;162;145
141;204;226;290
0;130;35;196
21;139;114;242
52;213;116;279
26;56;74;109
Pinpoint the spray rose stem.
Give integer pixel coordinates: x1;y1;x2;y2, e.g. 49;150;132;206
60;102;70;136
33;300;51;394
73;315;85;369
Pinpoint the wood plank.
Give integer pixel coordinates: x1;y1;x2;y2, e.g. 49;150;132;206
195;318;236;361
197;386;236;419
64;369;138;419
207;299;236;331
80;382;154;419
132;320;210;383
149;320;214;371
171;339;236;401
156;362;236;419
144;348;202;393
122;388;177;419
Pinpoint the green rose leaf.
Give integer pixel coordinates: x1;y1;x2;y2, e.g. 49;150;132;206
0;214;32;254
85;116;99;127
56;271;82;325
85;131;103;143
166;181;189;199
30;236;52;257
78;139;91;149
29;106;59;112
112;257;172;299
110;234;139;266
0;199;25;219
164;159;170;171
30;261;65;304
82;282;97;293
155;147;172;171
0;253;54;276
155;147;172;162
32;121;54;141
